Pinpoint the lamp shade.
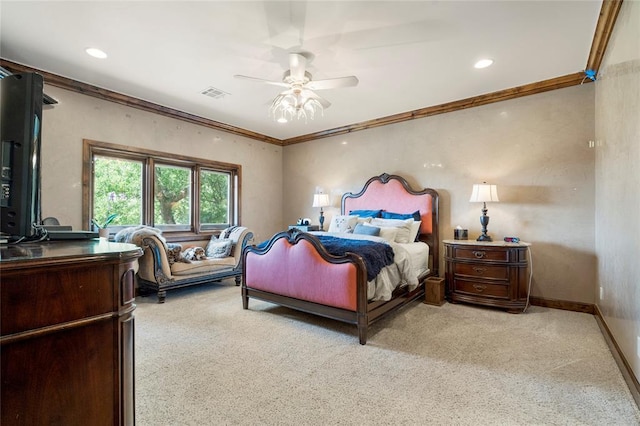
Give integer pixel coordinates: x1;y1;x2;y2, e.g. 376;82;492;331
469;184;499;203
312;193;330;208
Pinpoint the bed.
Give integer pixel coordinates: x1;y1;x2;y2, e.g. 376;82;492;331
241;173;439;344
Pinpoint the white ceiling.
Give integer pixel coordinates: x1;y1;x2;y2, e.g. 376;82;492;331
0;1;602;141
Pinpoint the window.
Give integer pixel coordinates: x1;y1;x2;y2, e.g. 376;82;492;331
83;140;240;235
154;163;192;230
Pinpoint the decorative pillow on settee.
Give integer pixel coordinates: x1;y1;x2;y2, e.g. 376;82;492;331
182;246;207;261
167;243;191;265
206;238;233;258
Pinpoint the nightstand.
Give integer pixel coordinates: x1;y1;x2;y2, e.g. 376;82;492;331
443;239;531;313
288;225;319;232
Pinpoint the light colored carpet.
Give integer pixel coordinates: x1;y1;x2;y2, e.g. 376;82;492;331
135;280;640;425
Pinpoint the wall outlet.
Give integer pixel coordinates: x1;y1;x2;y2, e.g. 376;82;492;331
637;336;640;359
599;286;604;300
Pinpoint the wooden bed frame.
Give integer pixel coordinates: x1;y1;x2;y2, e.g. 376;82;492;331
242;173;439;344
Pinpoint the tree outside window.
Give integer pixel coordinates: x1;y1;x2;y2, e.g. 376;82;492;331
154;164;191;226
93;156;142;227
200;169;230;226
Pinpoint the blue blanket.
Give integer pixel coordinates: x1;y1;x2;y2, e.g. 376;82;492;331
316;235;394;281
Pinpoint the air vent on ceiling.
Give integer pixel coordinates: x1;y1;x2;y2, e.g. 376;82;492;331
201;86;229;99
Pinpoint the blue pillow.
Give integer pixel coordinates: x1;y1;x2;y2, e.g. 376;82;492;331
353;223;380;236
349;209;382;218
381;210;421;221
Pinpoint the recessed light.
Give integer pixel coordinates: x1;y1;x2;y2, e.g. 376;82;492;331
86;47;108;59
474;59;493;69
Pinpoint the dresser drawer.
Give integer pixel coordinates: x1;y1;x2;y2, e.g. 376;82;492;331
453;278;509;299
453;247;508;262
454;263;508;280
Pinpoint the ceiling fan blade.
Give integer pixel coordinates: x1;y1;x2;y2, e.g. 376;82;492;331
301;90;331;109
306;76;359;91
289;53;307;81
234;75;290;88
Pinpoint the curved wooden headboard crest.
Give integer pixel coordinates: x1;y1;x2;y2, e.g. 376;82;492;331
341;173;439;275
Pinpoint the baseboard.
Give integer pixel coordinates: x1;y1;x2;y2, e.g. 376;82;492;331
529;296;595;314
594;304;640;409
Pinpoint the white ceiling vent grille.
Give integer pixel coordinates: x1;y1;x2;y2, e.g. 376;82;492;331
201;86;229;99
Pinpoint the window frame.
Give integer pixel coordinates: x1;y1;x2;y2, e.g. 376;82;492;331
82;139;241;238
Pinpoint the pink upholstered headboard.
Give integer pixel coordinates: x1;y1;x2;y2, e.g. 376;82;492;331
341;173;439;274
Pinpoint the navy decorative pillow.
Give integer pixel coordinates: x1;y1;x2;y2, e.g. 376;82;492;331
353;223;380;236
349;209;383;218
381;210;421;221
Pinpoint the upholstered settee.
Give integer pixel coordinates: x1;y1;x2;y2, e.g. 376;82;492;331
135;226;254;303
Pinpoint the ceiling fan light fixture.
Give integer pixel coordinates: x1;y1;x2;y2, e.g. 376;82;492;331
269;91;324;124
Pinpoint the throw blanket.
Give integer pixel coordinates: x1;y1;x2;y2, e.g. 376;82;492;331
114;225;165;248
316;235;394;282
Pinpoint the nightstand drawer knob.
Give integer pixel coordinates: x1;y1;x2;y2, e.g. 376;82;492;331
473;267;487;275
473;284;487;292
472;251;486;259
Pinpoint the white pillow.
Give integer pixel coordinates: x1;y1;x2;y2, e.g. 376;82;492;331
410;220;422;242
328;215;359;233
370;218;414;243
363;222;398;242
355;216;372;225
378;227;399;243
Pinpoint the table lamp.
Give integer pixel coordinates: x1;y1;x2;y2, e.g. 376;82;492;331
469;183;499;242
312;193;330;231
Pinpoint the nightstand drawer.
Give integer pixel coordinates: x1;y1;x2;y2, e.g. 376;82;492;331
454;263;508;279
453;278;509;299
454;247;508;262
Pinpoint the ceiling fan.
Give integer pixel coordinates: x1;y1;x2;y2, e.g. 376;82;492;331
234;52;358;123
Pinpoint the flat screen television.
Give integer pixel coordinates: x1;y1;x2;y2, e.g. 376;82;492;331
0;72;44;241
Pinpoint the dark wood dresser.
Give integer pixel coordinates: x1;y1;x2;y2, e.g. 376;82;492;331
444;239;531;313
1;239;142;426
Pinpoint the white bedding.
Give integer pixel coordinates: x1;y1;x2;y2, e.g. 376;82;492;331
310;232;430;301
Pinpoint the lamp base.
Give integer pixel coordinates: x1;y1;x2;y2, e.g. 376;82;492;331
477;207;492;242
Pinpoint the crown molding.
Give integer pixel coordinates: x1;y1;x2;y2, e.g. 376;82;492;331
0;0;620;148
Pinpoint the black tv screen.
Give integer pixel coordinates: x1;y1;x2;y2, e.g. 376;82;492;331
0;72;43;240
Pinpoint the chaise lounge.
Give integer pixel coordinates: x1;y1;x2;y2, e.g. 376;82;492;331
136;226;254;303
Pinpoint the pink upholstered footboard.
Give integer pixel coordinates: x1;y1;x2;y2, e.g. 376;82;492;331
245;236;361;311
242;230;369;343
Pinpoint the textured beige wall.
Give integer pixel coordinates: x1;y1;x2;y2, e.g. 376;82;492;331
595;0;640;383
283;84;595;303
39;86;283;244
